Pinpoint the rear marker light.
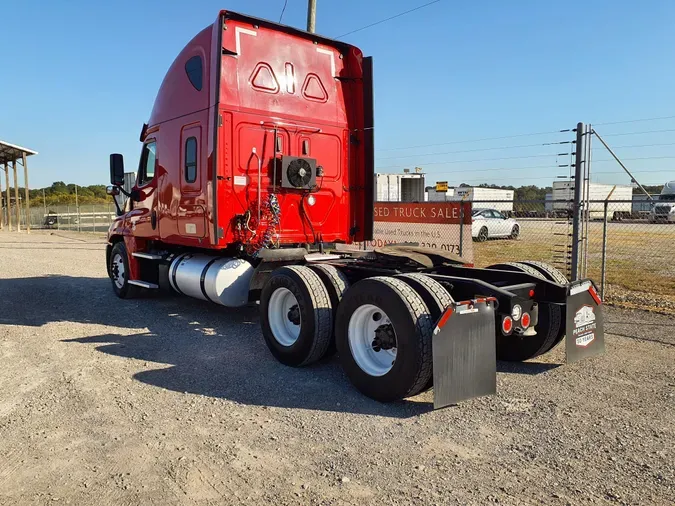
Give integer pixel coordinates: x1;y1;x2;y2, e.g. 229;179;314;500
529;289;535;298
588;285;602;305
433;308;453;335
502;316;513;334
521;312;531;329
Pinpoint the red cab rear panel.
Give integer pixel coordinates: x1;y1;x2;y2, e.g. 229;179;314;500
114;11;373;251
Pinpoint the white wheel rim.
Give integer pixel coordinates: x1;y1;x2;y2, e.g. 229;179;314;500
268;288;301;347
348;304;397;377
112;253;125;289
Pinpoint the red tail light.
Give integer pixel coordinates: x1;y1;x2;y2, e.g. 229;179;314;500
529;289;535;298
502;316;513;334
521;312;531;328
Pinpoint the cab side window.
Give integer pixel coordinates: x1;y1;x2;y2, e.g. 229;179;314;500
137;141;156;186
185;137;197;183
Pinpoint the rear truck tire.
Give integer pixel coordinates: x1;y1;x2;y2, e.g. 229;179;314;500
260;265;333;367
510;224;520;240
476;227;489;242
308;264;350;357
335;276;433;402
395;273;454;391
519;261;568;348
519;260;568;285
488;262;563;362
109;242;140;299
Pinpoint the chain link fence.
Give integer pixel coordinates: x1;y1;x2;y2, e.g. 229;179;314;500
582;200;675;310
471;198;572;276
1;203;116;233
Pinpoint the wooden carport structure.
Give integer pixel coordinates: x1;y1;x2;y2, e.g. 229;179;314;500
0;140;37;232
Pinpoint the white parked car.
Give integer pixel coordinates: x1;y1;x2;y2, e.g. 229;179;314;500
472;208;520;242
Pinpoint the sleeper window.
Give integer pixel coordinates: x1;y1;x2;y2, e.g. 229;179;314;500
185;137;197;183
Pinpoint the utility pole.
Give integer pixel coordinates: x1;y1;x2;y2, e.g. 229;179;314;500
307;0;317;33
570;123;585;281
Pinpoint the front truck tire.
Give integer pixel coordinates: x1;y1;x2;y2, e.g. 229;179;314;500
488;261;564;361
109;242;140;299
335;276;433;402
260;266;333;367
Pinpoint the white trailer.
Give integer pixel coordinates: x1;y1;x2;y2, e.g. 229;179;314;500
451;187;514;212
426;187;456;201
551;181;633;220
375;173;426;202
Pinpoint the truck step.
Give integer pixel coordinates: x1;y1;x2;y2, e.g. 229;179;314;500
128;280;159;289
132;252;164;260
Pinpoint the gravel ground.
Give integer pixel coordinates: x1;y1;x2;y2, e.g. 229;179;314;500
0;231;673;506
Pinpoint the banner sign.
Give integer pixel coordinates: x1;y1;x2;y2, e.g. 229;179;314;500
361;202;473;260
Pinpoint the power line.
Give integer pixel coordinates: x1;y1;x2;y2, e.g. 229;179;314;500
591;141;675;151
377;141;571;161
378;141;675;163
599;128;675;137
279;0;288;23
376;152;569;170
376;129;569;153
336;0;443;38
593;169;674;174
593;115;675;126
591;155;675;163
416;164;569;176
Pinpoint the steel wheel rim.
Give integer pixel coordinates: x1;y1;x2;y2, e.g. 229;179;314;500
348;304;397;376
268;287;301;347
112;253;125;289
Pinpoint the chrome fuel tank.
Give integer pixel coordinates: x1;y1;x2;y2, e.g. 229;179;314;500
168;253;254;307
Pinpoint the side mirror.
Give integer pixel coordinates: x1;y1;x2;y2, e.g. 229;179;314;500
106;185;120;196
110;153;125;186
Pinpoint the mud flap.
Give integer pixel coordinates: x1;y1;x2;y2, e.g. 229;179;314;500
566;279;605;363
432;298;497;409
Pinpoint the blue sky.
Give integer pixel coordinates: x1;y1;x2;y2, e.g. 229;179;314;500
1;0;674;189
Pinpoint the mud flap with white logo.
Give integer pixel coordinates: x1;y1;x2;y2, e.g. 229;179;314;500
566;279;605;363
432;298;497;409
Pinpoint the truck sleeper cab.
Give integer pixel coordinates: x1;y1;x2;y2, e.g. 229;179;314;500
106;11;604;408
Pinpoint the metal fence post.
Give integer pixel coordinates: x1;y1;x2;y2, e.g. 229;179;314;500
92;204;96;232
458;204;464;257
601;200;609;299
570;122;585;281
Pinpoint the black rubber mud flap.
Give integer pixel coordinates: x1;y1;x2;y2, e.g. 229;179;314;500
565;279;605;363
432;298;497;409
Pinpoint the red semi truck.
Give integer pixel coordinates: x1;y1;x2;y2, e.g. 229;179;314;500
106;10;604;408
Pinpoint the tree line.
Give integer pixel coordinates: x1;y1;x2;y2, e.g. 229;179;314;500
4;182;110;206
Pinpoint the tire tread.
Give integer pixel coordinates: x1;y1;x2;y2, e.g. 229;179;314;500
370;276;434;398
284;266;333;366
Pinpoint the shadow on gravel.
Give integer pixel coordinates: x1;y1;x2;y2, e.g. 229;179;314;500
605;332;674;348
497;361;560;375
0;275;432;418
